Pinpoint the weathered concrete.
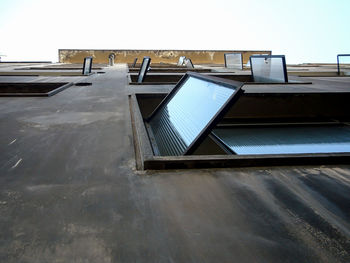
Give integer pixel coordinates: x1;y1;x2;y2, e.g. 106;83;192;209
58;49;272;65
0;64;350;262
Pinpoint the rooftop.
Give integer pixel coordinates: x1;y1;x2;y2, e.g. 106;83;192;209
0;57;350;262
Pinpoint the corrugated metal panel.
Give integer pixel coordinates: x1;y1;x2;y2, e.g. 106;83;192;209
213;125;350;155
149;76;236;156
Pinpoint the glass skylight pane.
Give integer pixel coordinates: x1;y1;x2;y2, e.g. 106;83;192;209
213;125;350;155
137;57;151;83
148;75;239;156
225;53;242;70
250;55;287;83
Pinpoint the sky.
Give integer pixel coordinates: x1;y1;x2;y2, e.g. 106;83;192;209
0;0;349;64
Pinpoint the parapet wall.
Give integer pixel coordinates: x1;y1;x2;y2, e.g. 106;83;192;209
58;49;272;64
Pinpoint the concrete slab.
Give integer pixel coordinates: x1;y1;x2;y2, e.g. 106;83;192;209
0;64;349;262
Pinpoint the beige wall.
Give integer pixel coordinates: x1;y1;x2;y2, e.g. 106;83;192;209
58;49;272;64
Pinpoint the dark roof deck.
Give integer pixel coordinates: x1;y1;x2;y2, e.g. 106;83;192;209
0;63;350;262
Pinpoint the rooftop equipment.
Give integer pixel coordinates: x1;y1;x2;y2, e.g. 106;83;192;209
108;53;115;66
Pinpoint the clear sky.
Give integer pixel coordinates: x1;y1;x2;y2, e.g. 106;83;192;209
0;0;349;63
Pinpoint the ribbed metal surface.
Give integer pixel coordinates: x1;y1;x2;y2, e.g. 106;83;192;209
213;125;350;155
149;76;235;156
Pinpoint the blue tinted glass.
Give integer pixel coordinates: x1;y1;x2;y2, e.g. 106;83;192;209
213;126;350;155
225;53;242;70
251;56;287;83
149;76;236;156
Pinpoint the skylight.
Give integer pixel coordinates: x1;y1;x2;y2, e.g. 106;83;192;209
177;56;186;66
82;56;93;75
224;53;243;70
337;54;350;75
137;57;151;83
250;55;288;83
145;72;244;156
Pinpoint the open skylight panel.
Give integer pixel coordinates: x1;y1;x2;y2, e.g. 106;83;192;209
146;72;244;156
137;57;151;83
224;53;243;70
177;56;186;66
82;56;93;75
337;54;350;75
250;55;288;83
132;58;138;68
184;58;194;69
